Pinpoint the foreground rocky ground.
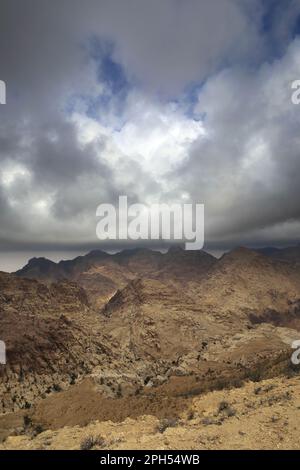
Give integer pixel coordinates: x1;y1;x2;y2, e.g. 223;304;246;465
1;374;300;450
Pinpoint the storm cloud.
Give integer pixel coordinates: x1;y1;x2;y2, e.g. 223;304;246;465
0;0;300;269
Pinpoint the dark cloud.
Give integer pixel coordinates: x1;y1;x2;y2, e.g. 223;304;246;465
0;0;299;271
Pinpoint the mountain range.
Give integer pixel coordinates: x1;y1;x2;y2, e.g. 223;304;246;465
1;245;300;448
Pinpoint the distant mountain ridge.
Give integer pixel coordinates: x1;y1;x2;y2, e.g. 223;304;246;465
15;247;217;307
256;244;300;264
15;247;216;278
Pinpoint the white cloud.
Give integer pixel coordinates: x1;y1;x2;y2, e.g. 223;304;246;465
0;0;300;257
0;163;31;188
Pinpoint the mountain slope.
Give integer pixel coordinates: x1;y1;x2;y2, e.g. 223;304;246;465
16;248;217;308
191;247;300;328
2;247;300;449
0;271;125;413
257;245;300;267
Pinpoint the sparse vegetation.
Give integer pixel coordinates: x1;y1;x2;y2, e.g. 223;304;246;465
217;401;237;418
52;383;62;392
157;418;178;434
23;415;32;427
33;425;44;436
80;434;106;450
202;417;216;426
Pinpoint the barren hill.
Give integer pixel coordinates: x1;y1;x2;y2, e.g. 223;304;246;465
0;271;128;413
1;246;300;449
189;247;300;328
257;245;300;268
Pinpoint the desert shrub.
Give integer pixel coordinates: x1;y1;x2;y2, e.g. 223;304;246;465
285;362;300;379
157;418;178;434
247;369;263;383
224;406;236;417
202;417;215;426
80;435;106;450
218;401;229;413
33;424;44;436
218;401;237;417
69;373;77;385
230;378;244;389
52;383;62;392
23;415;32;427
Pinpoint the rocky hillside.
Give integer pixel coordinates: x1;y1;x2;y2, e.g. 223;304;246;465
0;272;130;413
189;247;300;327
1;246;300;449
1;374;300;450
98;247;300;371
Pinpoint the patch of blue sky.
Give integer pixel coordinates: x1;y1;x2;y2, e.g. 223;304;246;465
260;0;279;34
66;37;132;129
292;13;300;39
178;81;207;122
88;36;130;96
260;0;300;56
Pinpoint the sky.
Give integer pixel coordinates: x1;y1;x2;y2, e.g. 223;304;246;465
1;0;300;271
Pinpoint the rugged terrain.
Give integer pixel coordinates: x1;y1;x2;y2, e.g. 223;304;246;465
16;247;217;308
258;244;300;267
1;374;300;450
1;245;300;449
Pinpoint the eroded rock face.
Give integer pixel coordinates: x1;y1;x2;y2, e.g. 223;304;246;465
98;249;300;365
0;272;117;412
